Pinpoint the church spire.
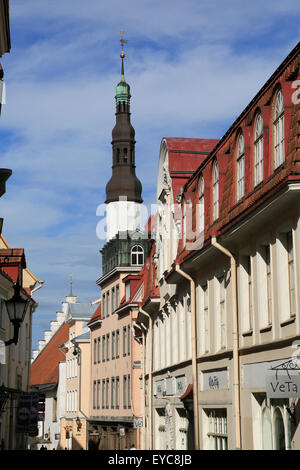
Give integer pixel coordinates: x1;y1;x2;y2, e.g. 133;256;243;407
105;33;143;205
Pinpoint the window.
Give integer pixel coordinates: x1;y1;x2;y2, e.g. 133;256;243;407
265;246;272;325
106;291;110;317
116;330;120;358
102;335;106;362
97;380;100;409
116;285;120;308
287;231;296;316
106;334;110;361
261;398;292;450
127;325;130;356
213;161;219;221
123;375;127;409
93;381;96;409
123;327;127;356
93;339;97;364
111;377;115;409
53;397;57;422
183;201;186;246
218;277;226;350
106;379;109;409
112;331;115;359
116;377;120;408
102;380;105;408
274;89;284;169
254;113;263;185
202;283;209;353
128;375;131;408
198;176;204;233
125;282;130;301
102;293;106;318
116;148;120;164
112;287;115;313
247;256;253;330
206;409;228;450
97;337;101;363
131;245;144;265
236;133;245;201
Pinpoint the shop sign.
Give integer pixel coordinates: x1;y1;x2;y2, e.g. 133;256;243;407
266;359;300;398
133;417;143;428
176;376;186;395
202;369;228;391
154;380;164;396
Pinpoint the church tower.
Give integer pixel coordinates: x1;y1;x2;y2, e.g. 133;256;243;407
99;38;149;281
105;46;143;241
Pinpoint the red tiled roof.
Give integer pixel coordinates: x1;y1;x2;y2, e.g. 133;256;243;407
164;138;219;153
30;322;69;386
87;302;102;326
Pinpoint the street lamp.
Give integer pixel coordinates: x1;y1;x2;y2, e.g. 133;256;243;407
76;417;82;432
4;283;30;346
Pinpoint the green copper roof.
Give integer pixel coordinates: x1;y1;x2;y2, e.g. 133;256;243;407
115;55;131;104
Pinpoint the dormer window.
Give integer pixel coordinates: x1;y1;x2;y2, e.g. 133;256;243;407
213;161;219;221
254;113;263;186
125;282;130;301
198;176;204;233
236;133;245;201
131;245;144;265
273;88;284;169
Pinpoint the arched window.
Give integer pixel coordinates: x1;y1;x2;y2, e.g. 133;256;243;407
236;133;245;201
273;89;284;168
131;245;144;265
198;176;204;233
213;162;219;221
262;407;273;450
254;113;263;185
274;408;285;450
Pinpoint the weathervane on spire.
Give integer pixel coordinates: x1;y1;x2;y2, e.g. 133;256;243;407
120;30;128;56
119;30;128;78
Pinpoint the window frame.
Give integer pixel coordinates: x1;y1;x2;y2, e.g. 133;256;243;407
236;133;245;201
254;113;263;186
212;161;219;221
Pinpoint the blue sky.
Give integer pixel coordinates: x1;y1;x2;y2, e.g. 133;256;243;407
0;0;299;350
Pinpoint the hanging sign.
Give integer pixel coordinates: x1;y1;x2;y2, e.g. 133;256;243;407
266;359;300;398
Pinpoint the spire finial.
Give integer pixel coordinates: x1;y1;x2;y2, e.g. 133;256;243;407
120;30;127;79
69;273;73;296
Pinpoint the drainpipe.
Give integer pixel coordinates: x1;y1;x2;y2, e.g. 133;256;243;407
133;321;144;449
139;308;153;450
211;236;241;450
76;344;89;449
139;321;148;450
175;264;199;451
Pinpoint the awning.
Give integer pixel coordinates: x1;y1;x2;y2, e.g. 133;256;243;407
180;383;193;400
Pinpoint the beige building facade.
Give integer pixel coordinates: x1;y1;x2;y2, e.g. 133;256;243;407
88;268;143;450
59;297;97;450
138;42;300;450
